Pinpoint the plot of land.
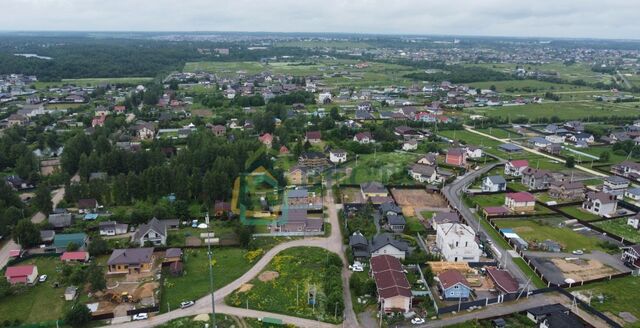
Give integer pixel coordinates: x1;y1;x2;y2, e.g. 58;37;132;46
494;217;607;253
594;218;640;243
347;152;419;185
557;205;606;222
467;101;640;121
550;258;618;282
571;276;640;326
390;188;447;216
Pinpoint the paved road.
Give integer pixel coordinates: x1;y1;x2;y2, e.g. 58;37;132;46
108;178;359;328
0;187;66;269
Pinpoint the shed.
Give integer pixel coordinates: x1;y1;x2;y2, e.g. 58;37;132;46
64;286;78;301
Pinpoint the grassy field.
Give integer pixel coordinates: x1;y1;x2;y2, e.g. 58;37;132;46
404;216;427;234
468;79;596;93
160;247;256;312
494;217;607;253
34;77;153;88
467;101;640;121
594;218;640;243
226;247;343;323
347;152;420;185
0;256;69;324
571;275;640;326
468;62;614;85
557;205;604;222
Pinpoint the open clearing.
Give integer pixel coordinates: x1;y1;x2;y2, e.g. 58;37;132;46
390;188;447;216
550;258;618;281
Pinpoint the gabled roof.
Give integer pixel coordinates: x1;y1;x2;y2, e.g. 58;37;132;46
5;265;36;278
508;160;529;168
60;251;88;261
370;233;409;253
506;192;535;202
132;217;167;241
360;181;386;194
107;248;154;265
486;267;519;294
370;255;412;298
485;175;506;184
438;269;470;289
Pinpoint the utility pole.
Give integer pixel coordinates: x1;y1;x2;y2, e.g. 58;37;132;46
206;212;217;328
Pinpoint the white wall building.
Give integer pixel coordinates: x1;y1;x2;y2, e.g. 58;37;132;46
436;223;482;262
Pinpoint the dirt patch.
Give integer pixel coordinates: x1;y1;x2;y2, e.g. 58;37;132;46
186;236;202;246
391;188;447;216
237;283;254;293
132;282;158;300
550;258;619;281
258;271;279;282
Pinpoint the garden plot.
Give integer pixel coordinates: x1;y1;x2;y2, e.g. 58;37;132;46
390;188;447;216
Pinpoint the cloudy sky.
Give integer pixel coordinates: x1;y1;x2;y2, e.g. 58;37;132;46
2;0;639;39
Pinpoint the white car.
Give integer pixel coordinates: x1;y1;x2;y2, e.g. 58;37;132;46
411;317;425;325
180;300;195;309
132;313;148;321
572;250;584;255
38;274;48;283
349;265;364;272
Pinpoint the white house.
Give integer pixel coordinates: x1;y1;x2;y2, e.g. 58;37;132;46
408;164;439;184
402;140;418;151
99;221;129;236
131;218;168;246
582;192;618;217
545;134;566;144
465;146;483;159
318;92;332;104
353;132;374;144
370;234;409;260
482;175;507;192
627;214;640;229
625;188;640;201
329;149;347;164
436;223;482;262
504;160;529;177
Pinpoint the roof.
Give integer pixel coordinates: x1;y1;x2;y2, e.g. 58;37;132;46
499;143;522;151
438;269;470;289
165;248;183;258
107;248;154;265
550;181;584;190
483;206;510;215
48;213;72;228
306;131;321;139
52;233;87;249
5;265;36;278
61;251;89;261
387;214;406;226
287;189;308;198
506;192;535;202
526;303;568;316
132;218;167;241
485;175;506;184
349;233;368;247
380;202;402;215
585;191;617;204
544;312;585;328
508;160;529;168
40;230;55;240
446;147;465;156
432;212;459;225
370;255;412;298
370;233;409;253
486;268;519;293
605;176;630;184
360;181;386;194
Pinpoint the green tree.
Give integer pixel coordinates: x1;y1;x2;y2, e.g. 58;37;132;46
565;156;575;168
64;302;91;327
34;184;53;214
87;263;106;292
12;219;40;247
600;151;611;162
66;242;80;251
88;236;109;256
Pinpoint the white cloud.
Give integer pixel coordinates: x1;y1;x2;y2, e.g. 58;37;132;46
1;0;639;39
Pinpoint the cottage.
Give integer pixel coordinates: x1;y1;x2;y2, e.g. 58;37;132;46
305;131;322;144
505;192;536;212
5;265;38;284
548;181;584;200
211;124;226;137
353;132;374;144
370;233;409;260
626;188;640;201
402;139;418;151
498;143;522;153
99;221;129;236
486;267;519;294
131;218;168;246
370;255;413;313
621;244;640;269
582;192;618;217
445;148;466;167
430;212;460;230
50;233;88;253
386;214;406;233
504;160;529;177
40;230;55;243
612;161;640;181
436;223;482;262
132;122;156;140
526;304;571;324
287;165;308;185
64;286;78;301
60;251;89;263
408;164;439;184
298;152;327;168
417;153;438;166
329;149;347;163
482;175;507;192
603;176;629;199
258;133;273;148
528;137;551;149
465;146;483;159
77;198;99;213
48;212;73;229
163;248;183;264
436;269;472;300
360;181;388;199
349;232;370;260
521;168;553;190
107;248;155;275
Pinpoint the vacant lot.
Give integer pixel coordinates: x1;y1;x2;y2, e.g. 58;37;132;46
557;205;605;222
571;275;640;326
467;101;640;121
594;218;640;243
347;152;419;185
391;188;447;216
494;217;606;253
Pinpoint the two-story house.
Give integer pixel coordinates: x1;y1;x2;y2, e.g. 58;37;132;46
131;218;168;246
482;175;507;192
582;192;618;217
436;223;482;262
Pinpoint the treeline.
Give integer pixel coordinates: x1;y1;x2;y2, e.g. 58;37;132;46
404;65;511;83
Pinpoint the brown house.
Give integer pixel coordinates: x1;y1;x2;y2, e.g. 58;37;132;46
548;181;584;200
107;248;155;275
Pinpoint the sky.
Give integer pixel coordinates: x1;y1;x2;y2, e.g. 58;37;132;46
2;0;639;40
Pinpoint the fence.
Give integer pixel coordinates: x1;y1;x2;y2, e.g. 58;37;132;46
252;231;324;237
126;305;159;316
91;312;115;321
10;320;65;328
555;288;623;328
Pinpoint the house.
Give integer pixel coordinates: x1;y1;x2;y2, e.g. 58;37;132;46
621;244;640;269
568;133;594;144
77;198;99;213
370;233;409;260
40;230;55;243
318;92;332;104
5;265;38;284
349;232;370;260
50;233;88;253
107;248;155;274
329;149;347;163
370;255;413;313
99;221;129;236
360;182;388;199
379;202;402;217
526;304;571;324
211;124;226;137
64;286;78;301
298;152;327;168
408;164;439;184
394;126;418;138
386;214;406;233
402;139;418;151
564;121;584;132
540;311;586;328
132;122;155;140
539;240;562;253
60;251;90;263
131;218;168;246
603;176;629;199
288;165;307;185
498;143;523;153
430;212;460;230
504;160;529;177
7;114;28;127
486;268;519;294
277;209;323;233
582;192;618;217
48;212;73;229
612;161;640;180
465;146;483;159
545;134;565;144
548;181;584;200
483;206;511;217
505;192;536;212
163;248;183;264
40;158;62;176
5;175;33;190
625;187;640;201
417;153;438;166
435;223;482;262
279;145;289;155
528;137;551;149
436;269;472;300
305;131;322;144
353;132;374;144
445;148;466;167
521;168;553;190
482;175;507;192
91;114;107;127
258;133;273;148
214;201;232;218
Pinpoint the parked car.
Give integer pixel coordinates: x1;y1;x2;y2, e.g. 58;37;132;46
38;274;48;283
349;264;364;272
180;300;196;309
132;313;148;321
411;317;425;324
572;250;584;255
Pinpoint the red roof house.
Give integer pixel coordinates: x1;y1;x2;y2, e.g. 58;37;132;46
5;265;38;284
61;251;90;263
445;148;466;167
305;131;322;143
486;267;519;294
279;145;289;155
258;133;273;147
505;192;536;212
370;255;412;313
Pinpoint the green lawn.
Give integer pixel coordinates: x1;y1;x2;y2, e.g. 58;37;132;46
347;152;419;185
160;247;256;312
226;247;343;324
571;275;640;326
512;258;547;289
34;77;153;89
404;216;426;234
0;256;69;324
468;79;596;93
494;217;607;253
557;205;604;222
594;218;640;243
467;101;640;121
